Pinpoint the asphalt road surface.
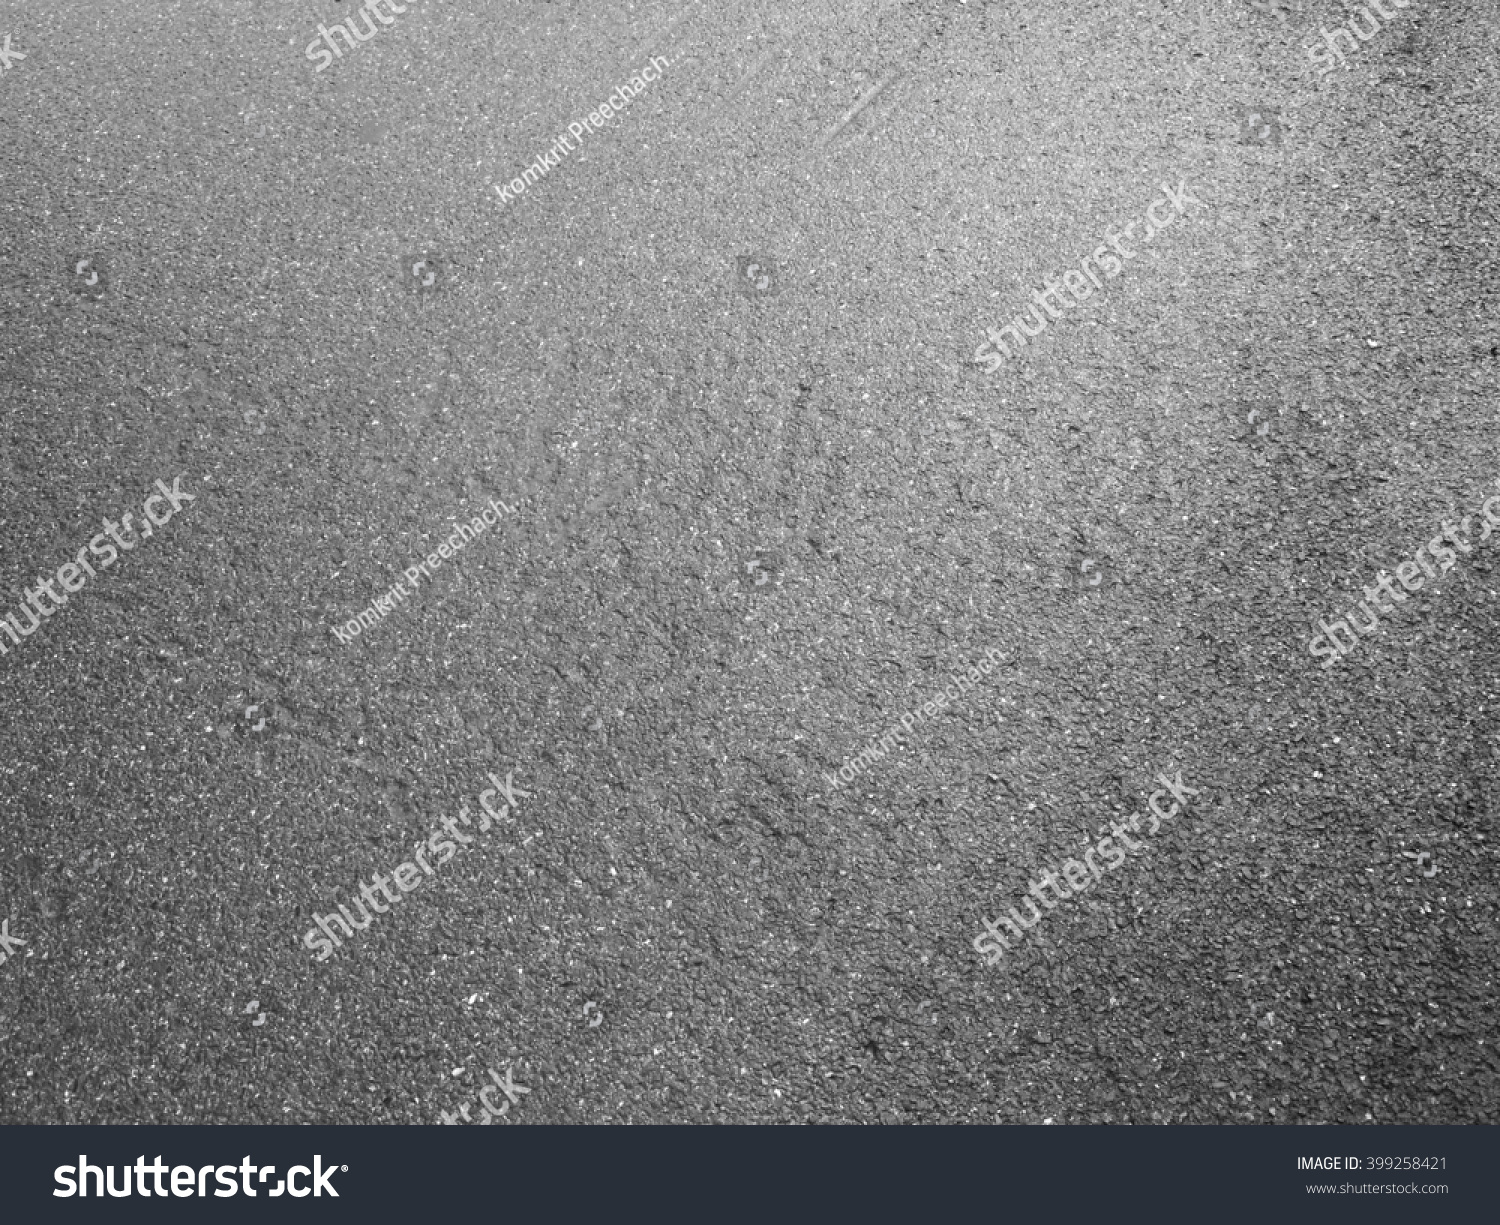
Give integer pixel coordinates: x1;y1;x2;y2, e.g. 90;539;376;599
2;0;1498;1125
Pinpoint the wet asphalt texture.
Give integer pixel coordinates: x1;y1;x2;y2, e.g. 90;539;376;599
1;0;1498;1125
